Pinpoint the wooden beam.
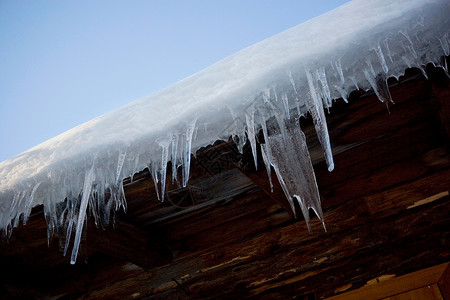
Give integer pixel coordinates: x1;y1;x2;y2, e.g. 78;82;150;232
238;167;296;218
87;219;172;269
325;262;449;300
76;194;450;299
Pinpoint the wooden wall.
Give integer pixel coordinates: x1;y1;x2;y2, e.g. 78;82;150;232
0;65;449;299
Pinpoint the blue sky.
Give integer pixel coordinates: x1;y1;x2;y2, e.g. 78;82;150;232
0;0;348;162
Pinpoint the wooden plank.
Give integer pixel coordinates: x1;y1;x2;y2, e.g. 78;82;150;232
315;117;444;189
238;166;296;218
428;62;450;140
326;263;448;300
383;285;444;300
76;171;450;299
87;219;172;269
152;189;292;258
320;146;450;210
438;263;450;300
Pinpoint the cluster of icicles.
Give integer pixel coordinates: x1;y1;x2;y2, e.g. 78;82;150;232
0;0;449;265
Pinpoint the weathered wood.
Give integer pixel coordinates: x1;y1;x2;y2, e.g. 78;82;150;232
438;263;450;300
238;166;296;218
1;66;449;299
325;262;449;300
78;195;449;299
74;156;450;298
152;189;292;258
87;219;172;269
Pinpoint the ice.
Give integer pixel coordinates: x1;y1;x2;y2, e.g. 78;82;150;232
384;40;394;64
316;67;332;108
264;118;325;232
374;44;389;74
182;119;197;188
245;105;258;170
439;34;449;56
71;165;95;264
228;107;247;154
171;134;179;183
0;0;448;262
159;143;169;202
305;69;334;171
281;93;290;120
363;70;393;103
335;59;345;85
115;151;127;185
258;108;274;192
151;164;160;201
260;144;273;192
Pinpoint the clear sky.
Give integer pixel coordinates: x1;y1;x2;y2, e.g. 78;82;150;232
0;0;349;162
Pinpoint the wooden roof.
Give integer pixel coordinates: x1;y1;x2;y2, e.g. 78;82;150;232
1;63;449;299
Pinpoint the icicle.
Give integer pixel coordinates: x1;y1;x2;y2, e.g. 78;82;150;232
316;67;332;108
383;39;394;64
258;106;271;155
267;118;325;231
119;180;127;210
334;85;348;103
245;105;258;170
115;151;126;185
419;65;429;80
334;59;345;85
281;93;290;120
264;99;288;143
288;71;298;94
97;181;108;225
70;165;95;265
260;144;273;192
171;133;178;183
444;57;449;75
182;119;197;188
294;96;302;116
400;30;418;59
89;181;100;227
131;154;140;182
63;199;75;256
439;34;449;56
305;69;334;172
293;195;311;232
23;182;42;225
151;164;160;201
271;163;297;217
160;144;169;202
366;59;376;78
9;192;19;218
257;105;275;192
12;192;24;228
363;70;393;103
374;43;389;74
228;107;246;153
273;89;278;102
350;76;359;90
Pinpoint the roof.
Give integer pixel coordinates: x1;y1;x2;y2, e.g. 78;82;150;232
1;65;449;298
0;0;449;283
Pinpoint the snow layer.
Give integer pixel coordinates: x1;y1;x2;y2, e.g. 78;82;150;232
1;0;449;264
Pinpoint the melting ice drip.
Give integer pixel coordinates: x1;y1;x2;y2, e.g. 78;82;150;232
0;0;449;264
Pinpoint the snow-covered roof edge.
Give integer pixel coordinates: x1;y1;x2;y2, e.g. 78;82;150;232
1;0;449;264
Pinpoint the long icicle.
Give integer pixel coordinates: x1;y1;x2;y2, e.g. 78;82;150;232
70;164;95;265
245;104;258;170
182;119;197;188
305;69;334;171
160;144;169;202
